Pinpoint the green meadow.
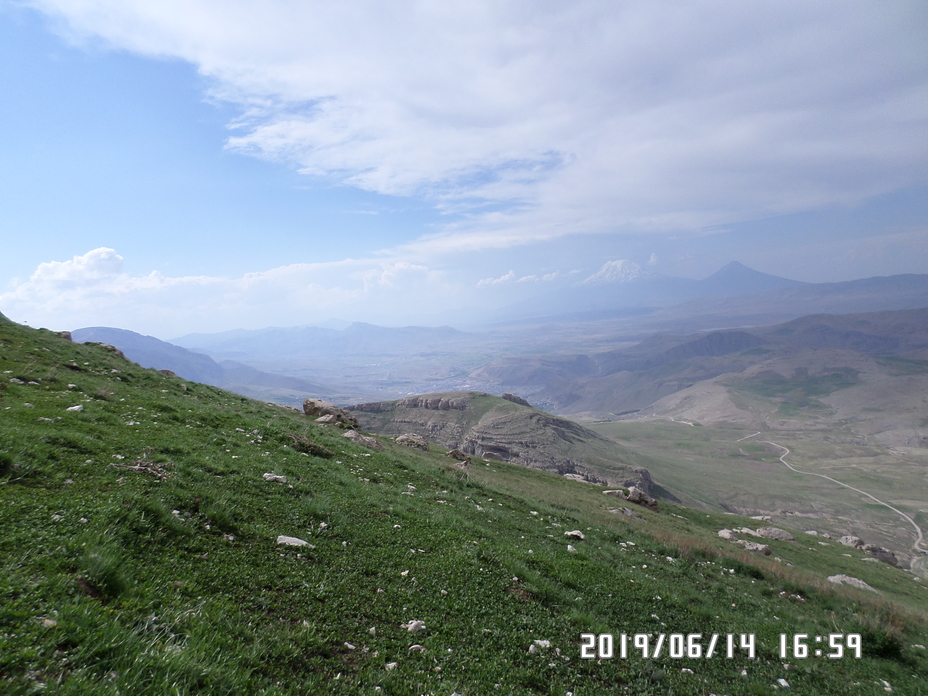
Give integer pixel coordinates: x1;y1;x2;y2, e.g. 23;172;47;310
2;317;927;695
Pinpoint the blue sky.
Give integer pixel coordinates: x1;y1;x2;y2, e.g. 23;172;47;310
1;1;927;338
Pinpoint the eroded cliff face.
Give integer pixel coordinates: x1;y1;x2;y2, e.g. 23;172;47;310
349;391;653;493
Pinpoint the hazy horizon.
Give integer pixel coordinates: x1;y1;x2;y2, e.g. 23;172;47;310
2;2;927;338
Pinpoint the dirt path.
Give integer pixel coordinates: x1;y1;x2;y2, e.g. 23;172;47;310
749;437;928;576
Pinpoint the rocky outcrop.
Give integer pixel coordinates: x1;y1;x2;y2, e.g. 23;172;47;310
396;433;429;451
755;527;794;541
501;393;532;407
626;486;659;512
827;574;878;592
397;396;467;411
349;391;654;492
343;429;384;450
738;540;771;554
303;398;359;429
838;535;863;548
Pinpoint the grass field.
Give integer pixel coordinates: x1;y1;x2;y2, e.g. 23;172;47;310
2;317;928;694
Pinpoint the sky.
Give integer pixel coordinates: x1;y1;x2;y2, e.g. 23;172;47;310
1;0;927;339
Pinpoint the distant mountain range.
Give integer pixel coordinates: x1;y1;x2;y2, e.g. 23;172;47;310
71;327;335;406
499;260;809;322
172;321;469;362
476;307;928;430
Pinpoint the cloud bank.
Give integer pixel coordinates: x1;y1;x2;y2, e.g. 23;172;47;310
27;0;928;255
0;248;451;336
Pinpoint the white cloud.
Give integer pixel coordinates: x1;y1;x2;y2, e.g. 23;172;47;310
0;248;453;336
477;270;516;288
26;0;928;254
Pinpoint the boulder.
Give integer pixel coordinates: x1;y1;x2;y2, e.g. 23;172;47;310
343;429;384;450
396;433;430;451
626;486;659;512
718;529;737;540
869;548;898;566
733;527;760;537
737;540;771;555
827;574;878;592
302;398;359;428
609;507;641;519
838;535;864;548
564;530;585;540
263;473;287;483
755;527;794;541
158;370;176;377
445;449;470;462
604;489;628;499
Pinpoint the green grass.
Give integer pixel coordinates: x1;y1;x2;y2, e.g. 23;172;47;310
2;319;928;694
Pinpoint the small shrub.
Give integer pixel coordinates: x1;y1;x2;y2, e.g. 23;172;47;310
79;543;132;599
0;452;13;477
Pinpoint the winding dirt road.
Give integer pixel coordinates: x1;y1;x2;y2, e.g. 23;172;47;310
749;437;928;577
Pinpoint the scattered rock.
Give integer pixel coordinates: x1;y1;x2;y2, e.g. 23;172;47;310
733;527;760;537
750;515;772;521
603;489;628;499
343;430;384;450
838;535;864;548
804;530;819;536
408;644;426;652
566;544;578;553
756;527;794;541
263;473;288;483
277;535;313;547
66;405;84;412
718;529;737;540
302;398;359;428
314;414;339;424
626;486;659;512
396;433;429;451
445;449;470;462
737;541;771;555
401;620;426;633
9;377;24;384
528;639;551;653
827;574;878;592
565;530;585;540
609;507;641;519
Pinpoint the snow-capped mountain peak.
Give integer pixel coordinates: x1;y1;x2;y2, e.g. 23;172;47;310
581;259;649;285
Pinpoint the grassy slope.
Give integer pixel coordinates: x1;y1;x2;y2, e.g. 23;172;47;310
2;318;928;695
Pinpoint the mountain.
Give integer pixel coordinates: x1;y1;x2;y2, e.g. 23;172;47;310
3;312;927;694
347;391;656;491
172;322;469;361
496;260;806;323
71;326;334;406
646;273;928;332
474;307;928;419
697;260;808;296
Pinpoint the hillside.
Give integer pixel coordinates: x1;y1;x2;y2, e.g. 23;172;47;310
2;315;928;695
347;392;655;491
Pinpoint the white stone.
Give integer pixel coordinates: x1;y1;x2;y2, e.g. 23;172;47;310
66;405;84;412
827;574;878;592
263;473;287;483
277;535;313;547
